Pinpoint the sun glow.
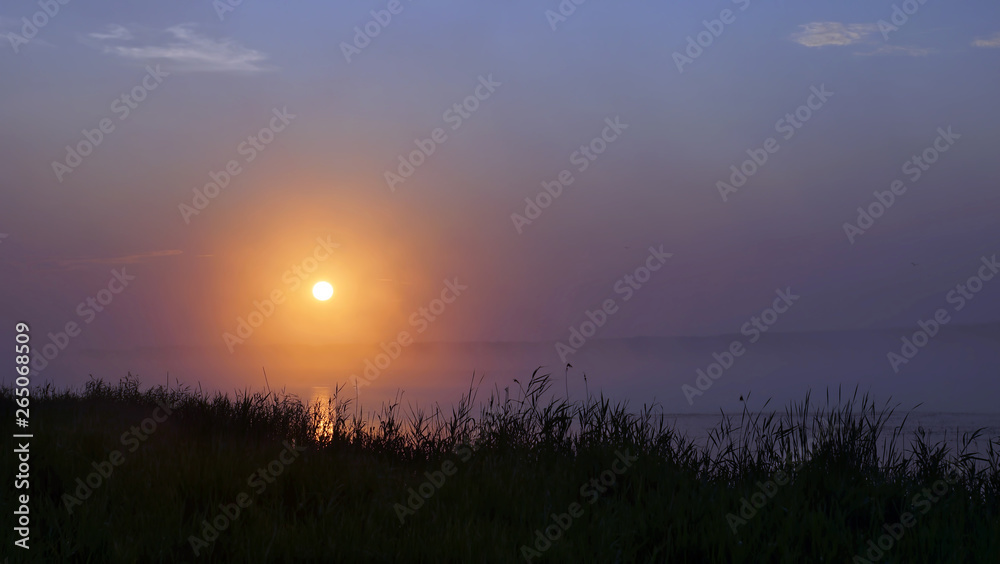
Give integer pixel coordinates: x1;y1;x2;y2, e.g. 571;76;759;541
312;281;334;301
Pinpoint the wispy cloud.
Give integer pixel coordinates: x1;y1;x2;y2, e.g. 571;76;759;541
0;15;54;48
791;21;933;57
89;24;133;41
791;22;879;47
90;23;270;73
972;32;1000;48
856;44;936;57
45;249;183;270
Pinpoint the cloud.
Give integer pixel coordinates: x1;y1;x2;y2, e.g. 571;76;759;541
856;44;935;57
90;24;270;72
88;24;133;41
791;22;933;57
45;250;183;270
0;15;54;48
791;22;879;47
973;32;1000;48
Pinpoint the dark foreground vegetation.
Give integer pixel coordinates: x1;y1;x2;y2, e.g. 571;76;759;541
2;373;999;563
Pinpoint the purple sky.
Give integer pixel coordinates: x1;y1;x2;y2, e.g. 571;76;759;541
2;1;1000;408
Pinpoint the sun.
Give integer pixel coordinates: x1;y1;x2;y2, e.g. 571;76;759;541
312;281;334;301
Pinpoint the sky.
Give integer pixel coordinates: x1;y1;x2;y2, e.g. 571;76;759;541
2;1;999;409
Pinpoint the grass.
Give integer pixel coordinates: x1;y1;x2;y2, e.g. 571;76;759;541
1;371;999;563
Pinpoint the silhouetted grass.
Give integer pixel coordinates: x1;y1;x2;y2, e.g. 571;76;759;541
1;372;998;563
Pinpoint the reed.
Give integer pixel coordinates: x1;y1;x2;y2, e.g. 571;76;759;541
1;372;997;563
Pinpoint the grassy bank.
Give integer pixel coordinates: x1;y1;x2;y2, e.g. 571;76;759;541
2;373;999;563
